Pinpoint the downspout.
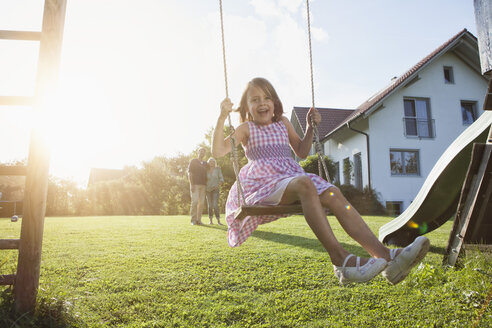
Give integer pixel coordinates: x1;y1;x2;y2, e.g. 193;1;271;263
346;121;371;190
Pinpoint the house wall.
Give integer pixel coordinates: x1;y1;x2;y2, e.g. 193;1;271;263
324;119;368;186
323;52;487;212
369;53;487;211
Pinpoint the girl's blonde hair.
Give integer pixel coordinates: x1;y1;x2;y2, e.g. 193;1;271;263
236;77;284;123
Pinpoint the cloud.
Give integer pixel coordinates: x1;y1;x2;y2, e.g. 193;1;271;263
311;26;329;41
250;0;281;18
278;0;304;13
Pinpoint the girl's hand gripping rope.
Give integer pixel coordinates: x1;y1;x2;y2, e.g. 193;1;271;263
220;98;234;119
307;107;321;127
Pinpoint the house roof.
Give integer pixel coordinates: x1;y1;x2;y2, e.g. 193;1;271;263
291;107;354;138
321;29;482;140
87;168;127;187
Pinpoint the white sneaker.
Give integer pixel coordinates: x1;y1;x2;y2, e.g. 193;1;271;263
382;236;430;285
333;254;388;285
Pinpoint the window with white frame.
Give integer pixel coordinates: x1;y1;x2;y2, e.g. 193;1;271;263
390;149;420;176
443;66;454;84
460;101;478;125
403;98;434;138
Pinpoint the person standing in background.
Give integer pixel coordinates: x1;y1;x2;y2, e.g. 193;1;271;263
188;148;208;225
206;157;224;225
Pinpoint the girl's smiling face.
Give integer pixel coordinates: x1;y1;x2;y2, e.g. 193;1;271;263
247;85;275;125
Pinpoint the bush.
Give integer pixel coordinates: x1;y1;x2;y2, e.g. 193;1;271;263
299;154;335;182
339;184;387;215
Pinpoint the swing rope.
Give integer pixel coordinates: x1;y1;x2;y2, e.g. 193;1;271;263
219;0;246;206
218;0;331;213
305;0;331;183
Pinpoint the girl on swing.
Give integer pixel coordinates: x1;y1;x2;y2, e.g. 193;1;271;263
212;77;429;285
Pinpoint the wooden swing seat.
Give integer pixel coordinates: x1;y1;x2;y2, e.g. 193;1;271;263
234;204;304;220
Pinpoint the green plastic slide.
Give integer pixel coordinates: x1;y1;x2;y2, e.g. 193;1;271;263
379;111;492;246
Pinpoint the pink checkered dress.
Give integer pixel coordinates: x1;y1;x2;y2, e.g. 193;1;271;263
226;120;333;247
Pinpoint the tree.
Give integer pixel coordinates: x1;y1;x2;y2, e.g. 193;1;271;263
11;124;256;217
135;156;193;215
0;160;26;202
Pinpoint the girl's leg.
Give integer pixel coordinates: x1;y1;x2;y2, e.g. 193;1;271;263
279;176;357;266
320;186;430;285
319;187;391;261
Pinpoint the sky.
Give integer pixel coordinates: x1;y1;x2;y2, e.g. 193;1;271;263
0;0;479;186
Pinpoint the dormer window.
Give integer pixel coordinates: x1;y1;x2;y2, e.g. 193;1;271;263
443;66;454;84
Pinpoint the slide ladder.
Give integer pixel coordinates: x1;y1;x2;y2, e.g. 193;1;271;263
444;79;492;266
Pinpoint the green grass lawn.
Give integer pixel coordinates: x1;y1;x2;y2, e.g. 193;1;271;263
1;215;491;327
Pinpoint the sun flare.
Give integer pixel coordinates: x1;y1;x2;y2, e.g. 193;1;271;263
33;75;121;183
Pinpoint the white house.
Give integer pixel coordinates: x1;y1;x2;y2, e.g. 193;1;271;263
291;29;489;215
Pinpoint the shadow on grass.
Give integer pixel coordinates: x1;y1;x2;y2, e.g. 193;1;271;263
200;221;449;258
429;244;447;255
200;219;367;255
250;230;367;255
0;288;85;328
199;223;228;231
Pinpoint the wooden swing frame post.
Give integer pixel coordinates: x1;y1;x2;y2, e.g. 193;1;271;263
13;0;67;313
443;0;492;266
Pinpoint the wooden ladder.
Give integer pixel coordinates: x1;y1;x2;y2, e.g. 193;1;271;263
0;0;67;313
444;78;492;267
